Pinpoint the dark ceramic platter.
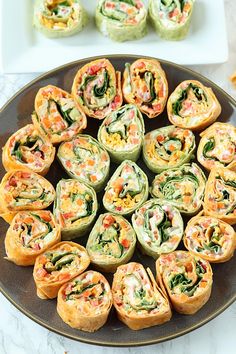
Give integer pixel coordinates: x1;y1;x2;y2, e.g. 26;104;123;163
0;55;236;347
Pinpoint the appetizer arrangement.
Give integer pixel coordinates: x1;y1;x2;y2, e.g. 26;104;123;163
1;56;236;336
33;0;196;41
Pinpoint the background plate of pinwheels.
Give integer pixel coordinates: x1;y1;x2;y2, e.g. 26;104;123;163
0;54;236;347
0;0;228;73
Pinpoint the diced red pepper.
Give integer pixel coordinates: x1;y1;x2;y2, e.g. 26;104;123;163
120;239;130;248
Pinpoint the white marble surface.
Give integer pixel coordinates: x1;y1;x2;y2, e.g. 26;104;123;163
1;0;236;353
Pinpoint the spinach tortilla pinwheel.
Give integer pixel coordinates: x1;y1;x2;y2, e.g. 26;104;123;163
53;179;97;240
184;213;236;263
103;160;149;216
97;104;145;163
32;85;87;144
33;241;90;299
57;271;112;332
132;199;183;259
122;58;168;118
112;262;172;330
0;170;55;223
2;124;55;176
86;213;136;272
95;0;147;42
57;135;110;192
149;0;195;41
197;122;236;171
143;125;196;173
203;167;236;225
5;211;61;266
150;163;206;215
156;251;213;314
167;80;221;131
33;0;88;38
72;58;123;120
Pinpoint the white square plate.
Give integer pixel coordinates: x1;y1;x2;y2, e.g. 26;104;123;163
0;0;228;73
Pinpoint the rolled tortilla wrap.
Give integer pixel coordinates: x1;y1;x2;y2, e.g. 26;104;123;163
132;199;183;259
5;210;61;266
33;241;90;299
156;250;213;314
72;58;123;119
86;213;136;272
0;170;55;223
167;80;221;131
2;124;55;176
112;262;172;330
103;160;149;216
32;85;87;144
122;58;168;118
57;270;112;332
53;179;97;240
98;104;145;163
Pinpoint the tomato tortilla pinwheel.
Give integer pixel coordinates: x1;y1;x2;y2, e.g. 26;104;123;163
156;251;213;315
203;167;236;225
184;213;236;263
95;0;147;42
2;124;55;176
57;270;112;332
197;122;236;171
53;179;97;240
112;262;172;330
5;211;61;266
150;163;206;215
143;125;196;173
97;104;145;163
32;85;87;144
33;0;88;38
72;58;123;119
33;241;90;299
132;199;183;259
167;80;221;131
57;135;110;192
86;213;136;272
122;58;168;118
103;160;149;216
0;170;55;223
149;0;195;40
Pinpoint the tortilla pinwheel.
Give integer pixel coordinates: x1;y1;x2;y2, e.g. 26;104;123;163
203;167;236;225
103;160;149;216
33;241;90;299
197;122;236;171
97;104;145;163
53;179;97;240
86;213;136;272
0;170;55;223
2;124;55;176
57;134;110;192
95;0;147;42
156;250;213;314
149;0;195;40
32;85;87;144
5;211;61;266
132;199;183;259
72;58;123;119
33;0;88;38
184;213;236;263
122;58;168;118
112;262;172;330
57;270;112;332
150;163;206;215
167;80;221;131
143;125;196;173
